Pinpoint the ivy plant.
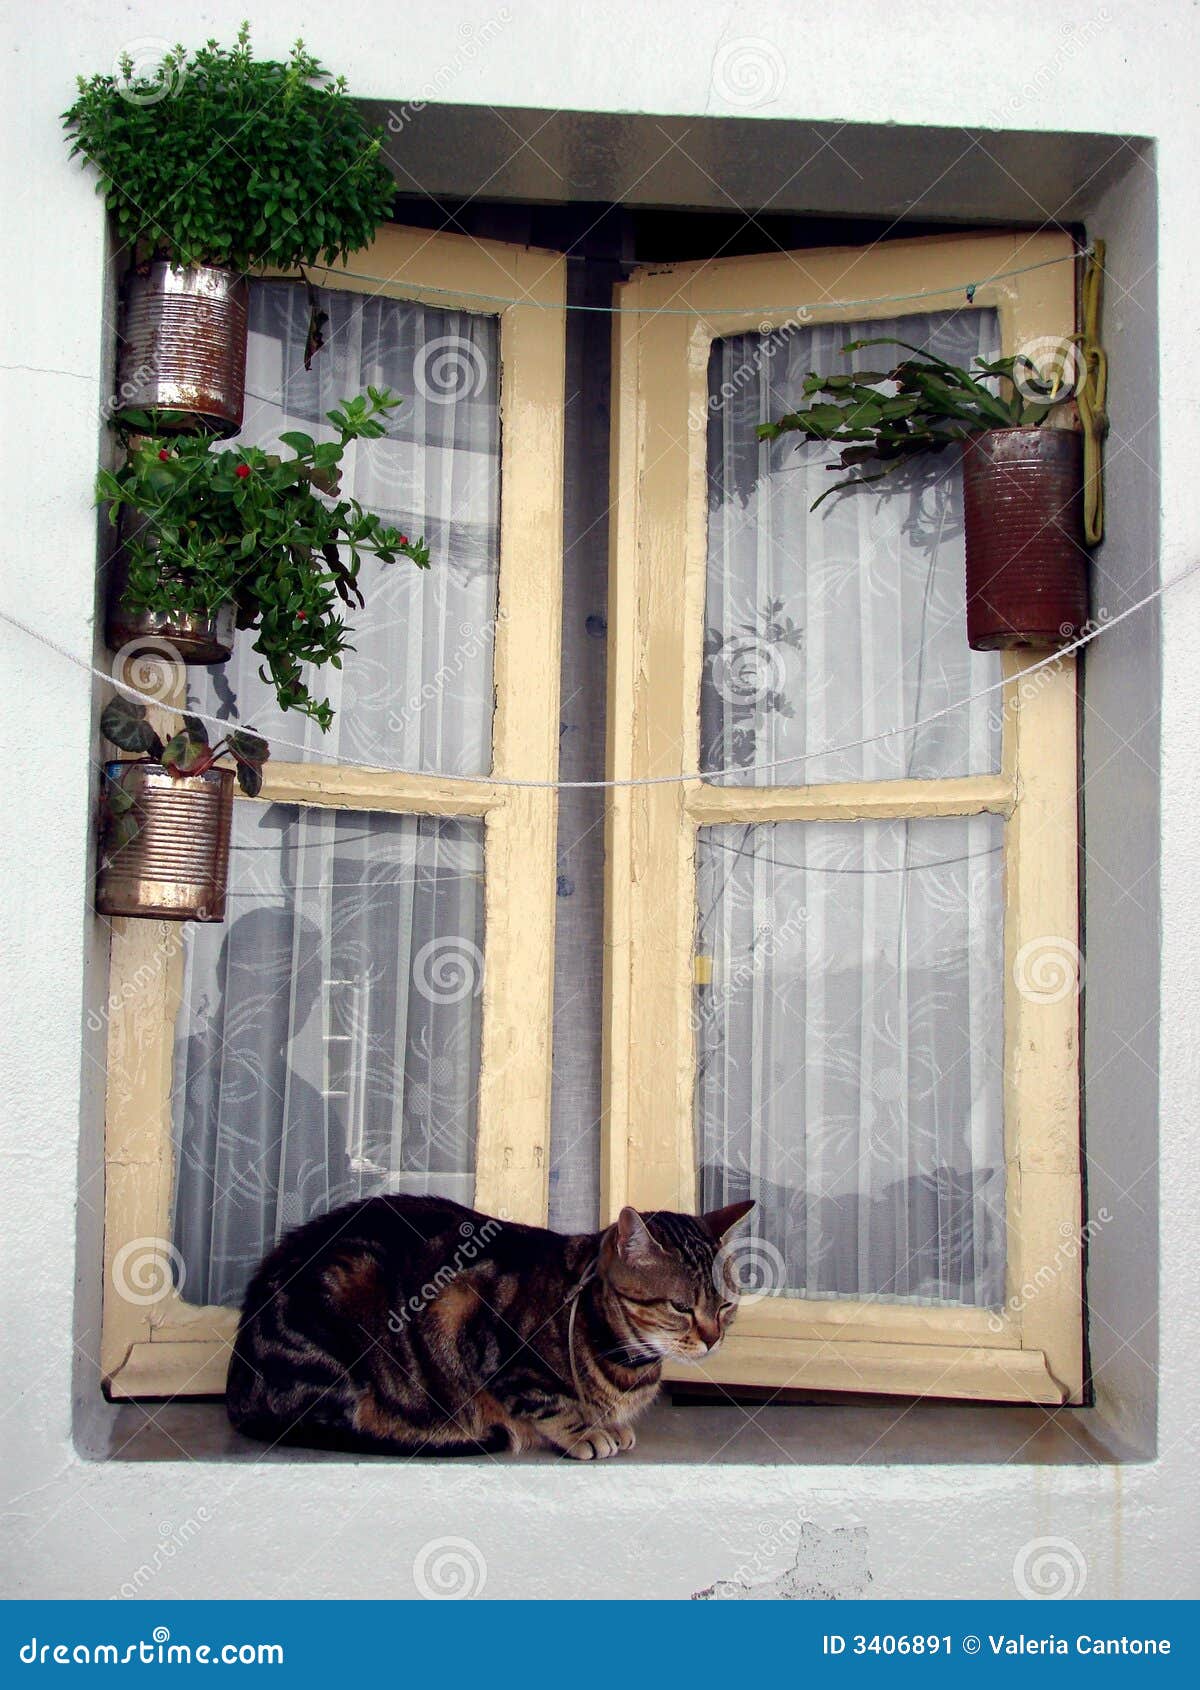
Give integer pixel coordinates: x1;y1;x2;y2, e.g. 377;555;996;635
101;698;269;848
63;24;395;271
757;338;1076;507
96;388;431;729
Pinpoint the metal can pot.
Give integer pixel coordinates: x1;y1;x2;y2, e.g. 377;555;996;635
114;261;249;437
97;761;234;922
106;530;236;666
962;427;1088;650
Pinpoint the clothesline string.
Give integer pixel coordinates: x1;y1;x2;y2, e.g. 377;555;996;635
301;244;1092;319
1;551;1192;792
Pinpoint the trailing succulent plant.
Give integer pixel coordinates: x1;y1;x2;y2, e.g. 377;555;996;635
96;388;430;728
757;337;1077;508
101;697;269;850
62;24;395;272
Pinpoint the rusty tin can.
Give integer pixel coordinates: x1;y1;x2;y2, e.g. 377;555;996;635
97;761;234;922
115;262;249;436
106;540;235;666
962;427;1088;650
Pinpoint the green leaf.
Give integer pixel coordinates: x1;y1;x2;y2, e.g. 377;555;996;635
227;728;270;764
233;759;263;798
100;695;163;757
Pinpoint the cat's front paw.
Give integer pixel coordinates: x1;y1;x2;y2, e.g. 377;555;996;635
611;1423;636;1452
564;1426;621;1461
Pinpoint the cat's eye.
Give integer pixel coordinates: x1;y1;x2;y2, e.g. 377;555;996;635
668;1299;693;1315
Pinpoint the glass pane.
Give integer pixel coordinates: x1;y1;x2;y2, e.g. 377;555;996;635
702;310;1003;787
172;803;485;1307
695;816;1006;1307
187;282;501;775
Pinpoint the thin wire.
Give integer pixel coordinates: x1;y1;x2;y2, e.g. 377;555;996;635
1;554;1193;791
304;245;1092;318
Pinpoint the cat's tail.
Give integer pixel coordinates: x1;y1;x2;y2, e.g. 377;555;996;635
229;1412;508;1459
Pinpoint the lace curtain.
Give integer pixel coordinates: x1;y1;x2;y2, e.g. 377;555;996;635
171;285;498;1307
697;311;1007;1307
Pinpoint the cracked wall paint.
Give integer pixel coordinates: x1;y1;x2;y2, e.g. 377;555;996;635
694;1522;871;1600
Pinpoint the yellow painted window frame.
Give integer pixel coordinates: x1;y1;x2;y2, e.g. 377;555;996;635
101;225;566;1398
603;231;1084;1405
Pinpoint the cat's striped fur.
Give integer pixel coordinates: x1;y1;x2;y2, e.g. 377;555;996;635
226;1194;753;1459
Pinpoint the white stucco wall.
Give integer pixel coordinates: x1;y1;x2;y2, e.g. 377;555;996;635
2;0;1198;1599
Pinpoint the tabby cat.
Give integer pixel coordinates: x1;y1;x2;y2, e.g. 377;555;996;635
226;1194;754;1459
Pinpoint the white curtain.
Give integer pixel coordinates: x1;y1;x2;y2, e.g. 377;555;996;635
172;284;498;1307
701;310;1002;786
188;282;501;772
698;311;1007;1307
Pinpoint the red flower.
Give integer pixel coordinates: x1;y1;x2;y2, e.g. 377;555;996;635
399;534;409;546
296;611;307;621
235;463;251;480
158;449;170;461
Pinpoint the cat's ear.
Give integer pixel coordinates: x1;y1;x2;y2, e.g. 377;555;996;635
615;1206;665;1266
701;1199;755;1242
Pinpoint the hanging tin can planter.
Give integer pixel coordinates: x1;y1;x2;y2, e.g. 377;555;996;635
97;760;234;922
962;427;1088;651
106;520;236;666
114;261;249;437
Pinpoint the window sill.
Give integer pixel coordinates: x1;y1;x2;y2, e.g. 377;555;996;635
87;1395;1139;1467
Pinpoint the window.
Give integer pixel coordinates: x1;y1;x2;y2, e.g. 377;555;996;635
102;226;1083;1409
101;226;566;1394
605;232;1083;1403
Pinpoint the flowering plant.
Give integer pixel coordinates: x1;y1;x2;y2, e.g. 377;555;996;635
96;388;430;728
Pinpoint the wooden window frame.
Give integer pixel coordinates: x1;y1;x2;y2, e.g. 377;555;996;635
603;231;1084;1405
101;225;566;1398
